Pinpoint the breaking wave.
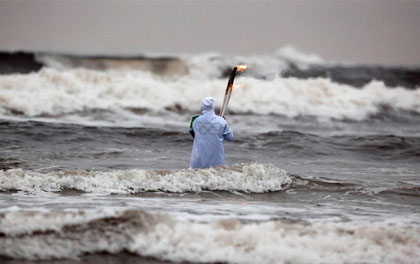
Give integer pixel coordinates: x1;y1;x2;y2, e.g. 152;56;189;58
0;67;419;122
0;209;419;263
0;162;291;194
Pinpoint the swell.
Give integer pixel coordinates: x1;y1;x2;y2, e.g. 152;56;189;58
0;209;419;263
0;120;188;146
291;174;420;198
2;121;420;171
246;131;420;161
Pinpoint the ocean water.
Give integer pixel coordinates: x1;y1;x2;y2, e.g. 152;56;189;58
0;48;419;264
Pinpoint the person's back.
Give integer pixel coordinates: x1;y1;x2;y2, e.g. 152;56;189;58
190;97;233;169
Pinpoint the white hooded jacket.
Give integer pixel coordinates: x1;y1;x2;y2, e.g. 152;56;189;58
190;97;233;169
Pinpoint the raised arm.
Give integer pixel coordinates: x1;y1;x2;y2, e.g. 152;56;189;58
223;122;233;141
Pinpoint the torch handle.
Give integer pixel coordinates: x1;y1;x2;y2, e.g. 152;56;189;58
220;67;238;116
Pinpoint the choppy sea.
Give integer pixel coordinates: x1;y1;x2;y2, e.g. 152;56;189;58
0;47;419;264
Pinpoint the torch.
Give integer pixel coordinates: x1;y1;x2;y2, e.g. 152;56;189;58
219;64;247;117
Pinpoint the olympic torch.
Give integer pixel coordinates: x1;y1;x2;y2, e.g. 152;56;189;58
219;65;247;117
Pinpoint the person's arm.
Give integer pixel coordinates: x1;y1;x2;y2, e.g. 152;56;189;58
189;115;199;139
189;128;195;138
223;122;233;141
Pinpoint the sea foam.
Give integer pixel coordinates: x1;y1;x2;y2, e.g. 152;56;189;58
0;162;291;194
0;67;419;122
0;209;418;263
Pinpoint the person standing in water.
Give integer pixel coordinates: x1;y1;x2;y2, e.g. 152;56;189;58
190;97;233;169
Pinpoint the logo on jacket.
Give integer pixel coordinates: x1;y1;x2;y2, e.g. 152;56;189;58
195;121;222;135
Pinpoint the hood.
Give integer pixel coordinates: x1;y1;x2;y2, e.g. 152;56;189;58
201;97;215;112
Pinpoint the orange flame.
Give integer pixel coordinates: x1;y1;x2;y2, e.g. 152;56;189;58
237;64;248;72
233;84;245;89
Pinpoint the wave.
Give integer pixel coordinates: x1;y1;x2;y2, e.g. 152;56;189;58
1;46;322;75
254;131;420;161
0;67;419;121
1;209;418;263
35;53;189;76
276;45;325;69
0;162;291;194
283;64;420;89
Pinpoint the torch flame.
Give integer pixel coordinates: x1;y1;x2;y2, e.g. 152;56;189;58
237;64;248;72
233;84;245;89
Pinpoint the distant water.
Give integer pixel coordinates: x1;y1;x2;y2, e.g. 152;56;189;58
0;47;419;264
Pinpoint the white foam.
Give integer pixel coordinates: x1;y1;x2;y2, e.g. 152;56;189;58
130;218;420;264
229;77;420;120
183;51;289;79
0;67;419;123
0;207;124;236
34;46;309;78
0;209;418;263
0;162;291;194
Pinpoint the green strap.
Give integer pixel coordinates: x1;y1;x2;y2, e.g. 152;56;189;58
190;115;199;128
